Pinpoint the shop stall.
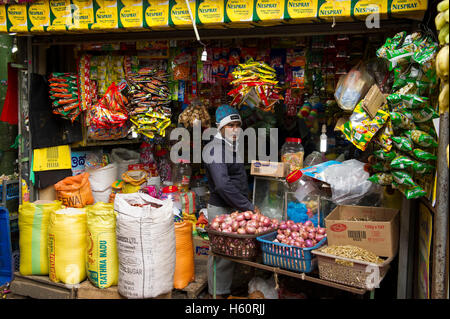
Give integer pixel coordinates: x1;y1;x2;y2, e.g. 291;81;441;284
0;0;448;300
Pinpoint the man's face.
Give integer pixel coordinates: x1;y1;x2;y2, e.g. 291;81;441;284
220;121;242;142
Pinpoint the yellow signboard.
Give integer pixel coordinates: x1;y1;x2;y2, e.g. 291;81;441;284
48;0;71;31
28;0;51;32
317;0;352;22
144;0;169;28
284;0;318;23
7;4;28;33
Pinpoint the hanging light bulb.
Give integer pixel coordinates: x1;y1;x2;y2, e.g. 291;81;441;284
201;47;208;62
11;37;18;54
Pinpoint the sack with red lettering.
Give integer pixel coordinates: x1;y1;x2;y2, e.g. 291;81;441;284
54;172;95;208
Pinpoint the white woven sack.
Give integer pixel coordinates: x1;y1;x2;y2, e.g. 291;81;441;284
114;192;175;299
87;163;118;203
111;148;140;180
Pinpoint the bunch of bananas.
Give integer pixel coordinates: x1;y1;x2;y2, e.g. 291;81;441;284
436;1;449;114
436;0;449;45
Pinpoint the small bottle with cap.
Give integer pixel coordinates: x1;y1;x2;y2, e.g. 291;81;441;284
320;124;328;154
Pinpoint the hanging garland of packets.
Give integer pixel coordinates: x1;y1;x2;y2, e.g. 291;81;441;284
367;31;440;199
227;59;283;112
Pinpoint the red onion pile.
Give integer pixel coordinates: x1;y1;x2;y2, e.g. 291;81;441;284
210;211;279;235
273;220;327;248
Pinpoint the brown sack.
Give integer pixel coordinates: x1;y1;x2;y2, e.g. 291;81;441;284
54;172;94;208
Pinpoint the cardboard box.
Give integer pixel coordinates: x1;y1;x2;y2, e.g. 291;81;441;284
362;84;387;119
325;205;399;258
250;160;290;178
193;235;210;260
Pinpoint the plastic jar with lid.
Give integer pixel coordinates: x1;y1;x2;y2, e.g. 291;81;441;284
281;137;305;172
160;186;182;211
285;170;303;192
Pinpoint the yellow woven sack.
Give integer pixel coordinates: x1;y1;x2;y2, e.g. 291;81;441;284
122;170;147;194
86;202;118;288
18;200;62;275
48;207;87;285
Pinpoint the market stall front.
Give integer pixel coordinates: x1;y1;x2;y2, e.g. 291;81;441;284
0;0;448;301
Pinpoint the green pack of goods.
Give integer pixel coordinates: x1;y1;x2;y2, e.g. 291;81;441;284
368;31;440;199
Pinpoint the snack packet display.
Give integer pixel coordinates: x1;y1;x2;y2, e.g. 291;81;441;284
373;149;397;161
411;148;437;161
390;155;416;170
368;173;393;186
392;181;427;199
339;100;389;151
392;170;416;187
392;136;414;152
124;67;171;139
390;112;416;130
403;129;438;148
48;72;81;122
228;58;282;112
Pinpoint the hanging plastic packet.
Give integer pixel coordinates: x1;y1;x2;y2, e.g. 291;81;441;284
412;162;435;174
374;119;394;152
373;149;397;161
392;181;427;199
392;170;416;187
403;129;438;148
371;161;392;172
411;148;437;161
387;93;430;109
390;155;417;170
416;122;438;138
368;172;393;186
340;100;389;151
403;107;439;123
392;136;414;152
383;32;423;70
390;112;416;130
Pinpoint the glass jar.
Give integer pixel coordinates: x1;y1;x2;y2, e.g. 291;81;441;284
281;137;305;172
172;159;192;193
191;175;209;212
160;186;181;211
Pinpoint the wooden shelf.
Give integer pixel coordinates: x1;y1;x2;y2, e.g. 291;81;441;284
211;253;367;295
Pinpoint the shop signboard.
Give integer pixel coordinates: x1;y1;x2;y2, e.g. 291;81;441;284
91;0;119;30
27;0;50;31
118;0;143;29
389;0;427;21
47;0;71;31
224;0;254;28
169;0;196;28
0;4;7;32
69;0;94;30
6;3;28;32
351;0;388;21
253;0;285;25
196;0;225;28
317;0;352;22
283;0;318;24
143;0;169;29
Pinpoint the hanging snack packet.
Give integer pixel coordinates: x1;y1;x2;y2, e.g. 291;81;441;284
390;155;416;170
403;129;438;148
368;173;393;186
340;100;389;151
390;112;416;130
371;161;391;172
374;119;394;152
408;107;439;123
387;93;430;109
392;136;414;152
373;149;397;161
412;162;435;174
376;31;406;60
412;148;437;161
392;170;416;187
392;181;427;199
416;122;438;138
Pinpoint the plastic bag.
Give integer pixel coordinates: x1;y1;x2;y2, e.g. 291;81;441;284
322;159;381;205
122;170;148;194
54;172;94;208
303;151;325;168
248;276;278;299
334;62;375;111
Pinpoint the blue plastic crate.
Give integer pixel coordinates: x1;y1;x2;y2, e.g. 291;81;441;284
257;231;327;273
0;207;13;286
0;181;20;202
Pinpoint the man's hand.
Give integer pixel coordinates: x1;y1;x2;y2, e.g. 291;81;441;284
254;206;261;214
